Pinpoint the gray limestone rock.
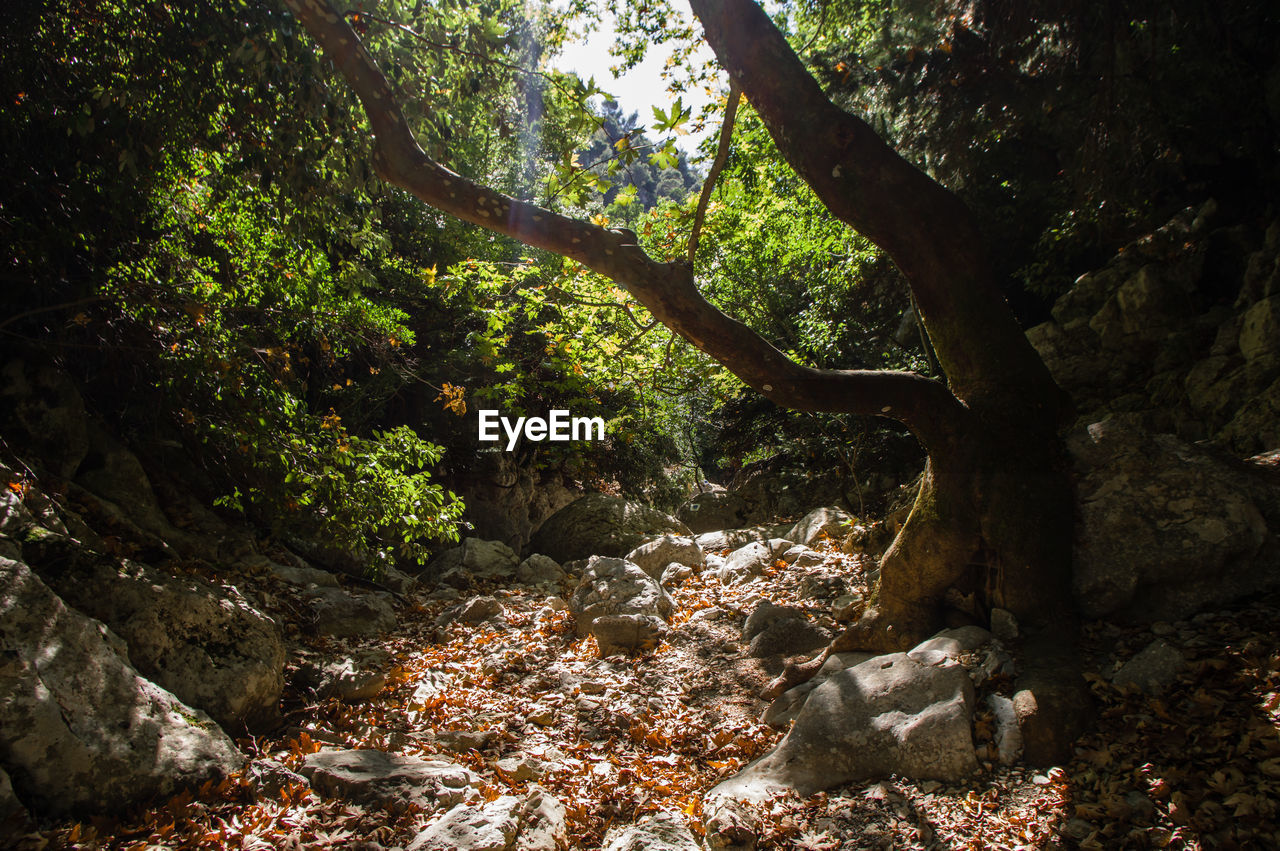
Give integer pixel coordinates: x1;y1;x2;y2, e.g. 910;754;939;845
408;786;566;851
1113;639;1185;695
0;557;243;816
711;652;977;802
624;534;704;580
307;587;397;637
603;812;701;851
528;495;689;564
35;555;284;729
301;749;479;815
786;507;855;547
569;556;673;637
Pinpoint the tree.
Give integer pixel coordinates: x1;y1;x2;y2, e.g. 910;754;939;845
280;0;1088;757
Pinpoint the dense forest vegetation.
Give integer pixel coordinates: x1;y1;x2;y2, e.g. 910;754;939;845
2;0;1280;846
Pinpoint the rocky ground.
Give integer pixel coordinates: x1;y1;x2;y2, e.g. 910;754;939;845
7;521;1279;850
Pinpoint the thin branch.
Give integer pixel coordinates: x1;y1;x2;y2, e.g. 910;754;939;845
687;82;740;264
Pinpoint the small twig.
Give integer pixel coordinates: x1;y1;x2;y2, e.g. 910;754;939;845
686;82;741;265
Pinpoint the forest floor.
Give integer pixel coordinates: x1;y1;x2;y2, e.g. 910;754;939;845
19;540;1280;850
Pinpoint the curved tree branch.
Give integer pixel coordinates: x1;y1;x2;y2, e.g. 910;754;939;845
278;0;972;455
686;0;1064;423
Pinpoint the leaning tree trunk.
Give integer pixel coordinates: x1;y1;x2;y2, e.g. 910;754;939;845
280;0;1092;760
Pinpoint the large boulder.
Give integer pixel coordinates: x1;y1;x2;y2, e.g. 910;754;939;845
301;749;479;815
710;652;977;802
786;507;854;547
0;557;242;815
31;552;284;730
1070;418;1280;621
306;586;398;637
623;534;704;580
676;490;749;534
715;539;792;585
569;556;673;633
428;538;521;586
527;495;689;563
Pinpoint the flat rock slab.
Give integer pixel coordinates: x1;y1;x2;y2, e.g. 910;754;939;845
301;749;478;815
714;652;977;802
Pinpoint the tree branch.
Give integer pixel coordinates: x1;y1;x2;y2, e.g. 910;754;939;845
686;0;1064;420
687;82;740;264
278;0;972;454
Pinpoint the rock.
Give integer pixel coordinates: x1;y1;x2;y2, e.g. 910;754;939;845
246;758;307;798
660;563;694;587
990;608;1019;641
493;756;539;782
569;557;673;637
74;423;192;550
1113;639;1185;694
0;557;243;815
702;797;761;850
307;587;397;637
408;786;566;851
1240;296;1280;362
264;559;339;588
33;554;284;729
1219;375;1280;453
456;595;503;625
786;507;854;547
516;554;566;588
742;600;803;641
624;534;704;580
303;658;387;702
677;491;749;534
411;670;454;705
1069;418;1280;621
987;695;1023;766
300;749;479;815
431;539;521;586
695;529;758;550
380;566;418;595
746;616;830;659
603;812;701;851
710;652;977;801
716;542;773;585
795;566;849;601
435;729;497;753
591;613;667;656
528;494;690;563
